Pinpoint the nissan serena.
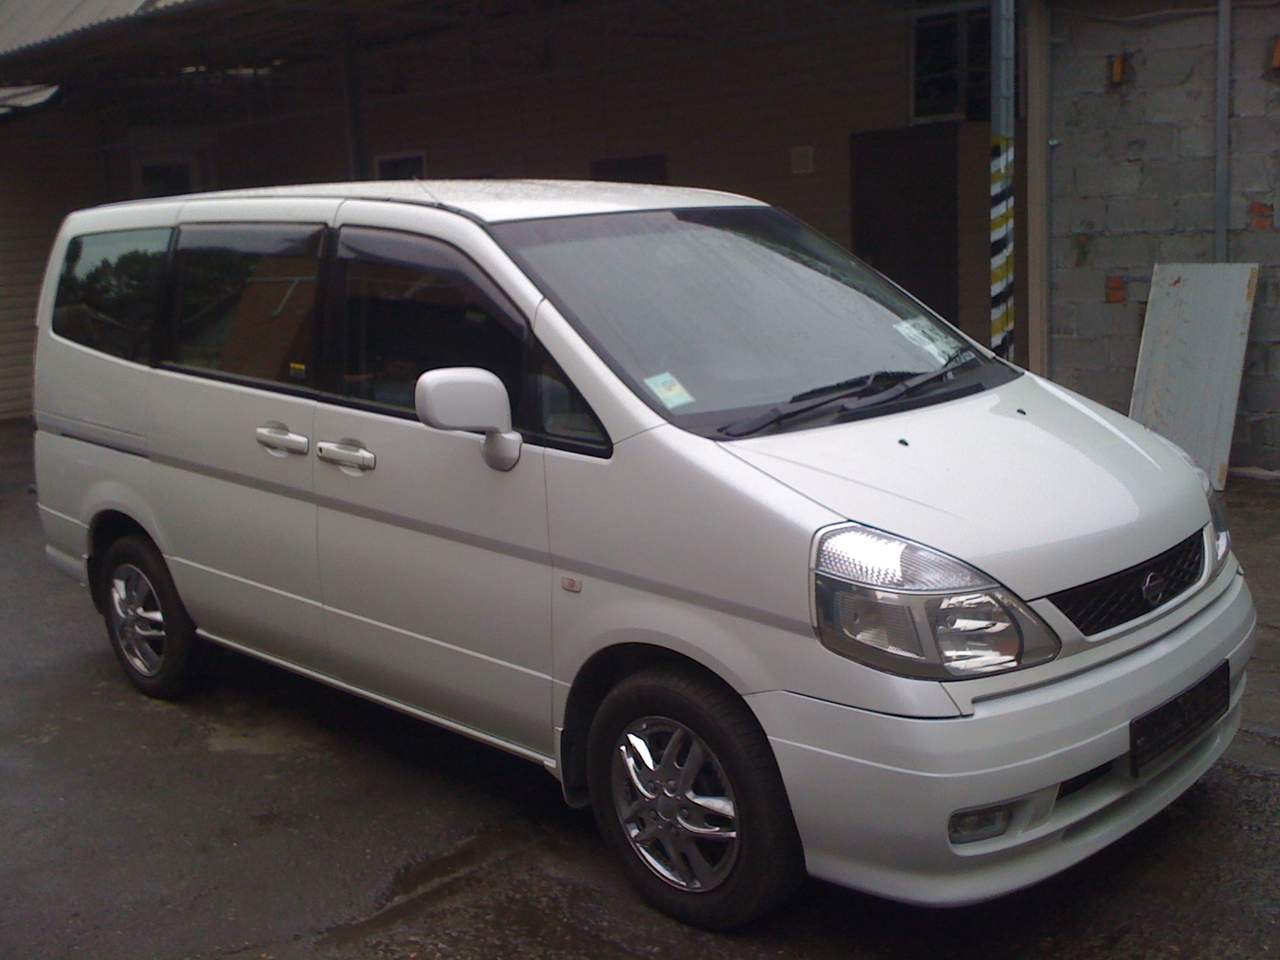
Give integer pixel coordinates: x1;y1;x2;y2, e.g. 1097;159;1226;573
33;180;1254;928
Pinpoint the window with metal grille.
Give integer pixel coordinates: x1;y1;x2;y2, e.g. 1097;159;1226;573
912;2;992;122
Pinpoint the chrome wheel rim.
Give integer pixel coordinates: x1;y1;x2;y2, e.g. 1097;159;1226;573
611;716;739;893
108;564;166;678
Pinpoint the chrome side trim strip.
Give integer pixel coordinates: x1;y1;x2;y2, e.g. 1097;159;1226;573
37;503;87;529
36;412;149;458
167;555;323;608
325;604;552;682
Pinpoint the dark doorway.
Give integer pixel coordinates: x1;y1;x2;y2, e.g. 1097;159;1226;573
590;154;669;184
849;124;959;325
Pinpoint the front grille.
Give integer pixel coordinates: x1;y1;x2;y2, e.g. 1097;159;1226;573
1048;531;1205;636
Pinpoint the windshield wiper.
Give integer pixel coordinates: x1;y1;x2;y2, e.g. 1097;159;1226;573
718;370;918;438
718;349;981;439
788;370;915;403
833;348;979;417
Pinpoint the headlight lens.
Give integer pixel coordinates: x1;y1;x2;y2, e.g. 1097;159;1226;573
814;525;1060;680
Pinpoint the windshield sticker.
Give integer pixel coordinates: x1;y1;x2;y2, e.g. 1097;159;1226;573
894;317;960;365
644;371;695;409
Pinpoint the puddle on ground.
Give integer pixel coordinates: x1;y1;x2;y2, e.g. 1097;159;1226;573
317;821;541;950
204;721;327;756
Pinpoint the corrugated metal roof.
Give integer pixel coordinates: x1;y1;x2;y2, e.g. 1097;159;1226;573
0;0;196;61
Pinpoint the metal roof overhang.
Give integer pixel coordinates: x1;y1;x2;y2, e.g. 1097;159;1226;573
0;0;492;89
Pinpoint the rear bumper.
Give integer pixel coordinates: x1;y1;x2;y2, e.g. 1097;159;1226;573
747;571;1256;906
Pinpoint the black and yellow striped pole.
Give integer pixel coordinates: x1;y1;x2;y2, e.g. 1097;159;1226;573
991;0;1016;359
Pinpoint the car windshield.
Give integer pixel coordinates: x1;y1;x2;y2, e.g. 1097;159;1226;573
493;206;1016;437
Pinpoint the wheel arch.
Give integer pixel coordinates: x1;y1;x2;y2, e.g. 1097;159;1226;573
557;642;752;808
86;508;162;613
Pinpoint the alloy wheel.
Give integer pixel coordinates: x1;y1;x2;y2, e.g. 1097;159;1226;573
611;716;739;893
108;563;167;677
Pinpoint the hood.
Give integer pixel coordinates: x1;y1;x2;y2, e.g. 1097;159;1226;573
722;373;1209;600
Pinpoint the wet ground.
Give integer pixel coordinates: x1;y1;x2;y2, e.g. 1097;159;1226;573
1;418;1277;960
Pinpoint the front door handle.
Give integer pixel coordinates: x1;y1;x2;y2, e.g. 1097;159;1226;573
317;440;376;471
255;423;310;455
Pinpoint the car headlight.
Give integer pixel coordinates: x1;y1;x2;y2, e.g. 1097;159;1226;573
1205;485;1232;574
1166;448;1231;576
812;524;1060;680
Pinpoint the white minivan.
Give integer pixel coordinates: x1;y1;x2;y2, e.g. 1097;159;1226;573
34;180;1254;928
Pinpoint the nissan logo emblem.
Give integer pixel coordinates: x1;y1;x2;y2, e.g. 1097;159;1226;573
1141;571;1169;607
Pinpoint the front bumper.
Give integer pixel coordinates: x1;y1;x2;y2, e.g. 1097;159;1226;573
747;571;1256;906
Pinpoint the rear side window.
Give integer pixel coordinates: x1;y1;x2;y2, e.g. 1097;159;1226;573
52;228;172;363
172;224;323;386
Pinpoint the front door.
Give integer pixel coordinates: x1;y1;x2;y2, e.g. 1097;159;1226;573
313;219;553;758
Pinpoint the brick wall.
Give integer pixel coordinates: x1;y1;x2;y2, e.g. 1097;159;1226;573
1048;2;1280;469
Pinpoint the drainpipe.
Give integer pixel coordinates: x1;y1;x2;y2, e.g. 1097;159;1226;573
1214;0;1231;261
340;16;367;180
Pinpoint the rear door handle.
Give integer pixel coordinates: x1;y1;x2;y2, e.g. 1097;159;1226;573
255;423;310;455
317;440;376;471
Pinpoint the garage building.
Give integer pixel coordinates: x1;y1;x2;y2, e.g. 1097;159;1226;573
1;0;1277;467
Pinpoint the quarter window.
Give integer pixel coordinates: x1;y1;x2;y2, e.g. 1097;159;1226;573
525;339;610;450
52;228;172;362
172;224;323;386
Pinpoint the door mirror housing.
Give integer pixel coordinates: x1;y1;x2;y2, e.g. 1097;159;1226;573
414;368;522;471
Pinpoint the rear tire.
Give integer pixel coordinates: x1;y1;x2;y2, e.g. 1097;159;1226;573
586;665;805;929
99;535;207;700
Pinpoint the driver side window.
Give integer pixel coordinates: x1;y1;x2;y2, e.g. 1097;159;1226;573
336;227;523;411
333;226;610;454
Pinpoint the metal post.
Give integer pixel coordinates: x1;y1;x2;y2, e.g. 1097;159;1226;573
990;0;1016;359
1025;0;1051;376
340;16;367;180
1214;0;1231;261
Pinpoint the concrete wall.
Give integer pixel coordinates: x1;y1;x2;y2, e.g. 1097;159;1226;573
1048;2;1280;469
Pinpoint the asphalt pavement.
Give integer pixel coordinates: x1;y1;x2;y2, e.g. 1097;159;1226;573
2;418;1277;960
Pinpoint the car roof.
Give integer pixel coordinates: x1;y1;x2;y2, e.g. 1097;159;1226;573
92;179;765;224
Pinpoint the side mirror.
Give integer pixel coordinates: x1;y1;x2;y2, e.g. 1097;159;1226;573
414;367;522;471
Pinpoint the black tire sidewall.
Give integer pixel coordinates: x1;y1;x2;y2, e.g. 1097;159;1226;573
586;668;803;929
100;536;203;699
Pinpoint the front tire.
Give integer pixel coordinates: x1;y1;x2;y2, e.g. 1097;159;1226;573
586;665;805;929
100;535;207;699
